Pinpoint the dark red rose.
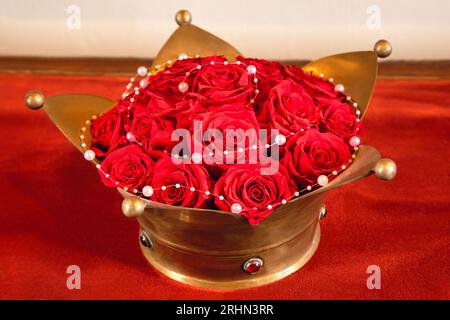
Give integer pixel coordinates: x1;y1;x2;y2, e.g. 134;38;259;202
149;157;212;208
190;62;254;111
320;99;360;139
146;56;226;103
285;65;340;108
282;129;351;187
236;56;285;96
90;105;129;158
192;106;260;167
214;163;296;224
261;79;319;135
100;144;154;191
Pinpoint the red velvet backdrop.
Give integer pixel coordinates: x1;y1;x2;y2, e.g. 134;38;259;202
0;74;448;299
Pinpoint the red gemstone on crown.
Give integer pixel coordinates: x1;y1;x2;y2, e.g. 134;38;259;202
243;258;263;274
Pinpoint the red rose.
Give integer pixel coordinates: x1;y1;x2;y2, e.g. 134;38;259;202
282;129;351;187
146;56;226;103
285;65;340;108
320;99;360;139
192;107;260;166
190;62;253;111
236;56;285;95
100;144;154;190
214;163;296;224
90;105;129;158
149;157;212;208
262;79;318;135
130;111;177;152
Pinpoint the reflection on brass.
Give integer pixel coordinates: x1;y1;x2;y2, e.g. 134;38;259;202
373;158;397;180
122;197;146;218
25;10;395;290
175;9;192;26
374;39;392;58
303;51;377;117
25;90;45;110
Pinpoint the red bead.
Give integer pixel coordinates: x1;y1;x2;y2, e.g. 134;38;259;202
243;258;263;274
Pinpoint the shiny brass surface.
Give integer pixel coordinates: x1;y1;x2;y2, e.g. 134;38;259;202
121;197;146;218
152;19;240;67
175;9;192;26
25;90;45;110
25;10;395;290
374;39;392;58
374;158;397;180
303;51;377;117
43;94;115;152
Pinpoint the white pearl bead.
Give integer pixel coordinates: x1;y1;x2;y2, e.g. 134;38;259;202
83;150;96;161
178;82;188;93
317;175;329;186
252;145;258;150
223;150;229;155
294;191;300;197
126;132;136;142
191;152;202;164
205;190;210;196
139;79;148;88
190;187;195;192
175;183;181;188
246;65;257;74
334;84;345;92
178;53;188;60
238;148;244;153
161;186;167;191
307;185;312;190
219;196;224;200
142;186;154;197
274;134;286;146
231;203;243;214
137;66;148;77
267;204;273;210
281;199;287;205
349;136;361;147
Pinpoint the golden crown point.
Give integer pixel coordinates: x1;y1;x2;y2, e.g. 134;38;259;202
175;9;192;26
374;158;397;180
374;39;392;58
121;197;146;218
25;90;45;110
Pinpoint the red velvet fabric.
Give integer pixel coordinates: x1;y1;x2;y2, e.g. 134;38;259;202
0;74;448;299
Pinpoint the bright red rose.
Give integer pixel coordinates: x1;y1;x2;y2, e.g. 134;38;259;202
214;163;296;224
320;99;361;139
90;105;129;158
283;129;351;187
149;157;212;208
130;112;177;152
100;144;154;190
285;65;340;108
190;62;254;111
146;56;226;103
262;79;319;135
192;107;260;166
236;56;285;95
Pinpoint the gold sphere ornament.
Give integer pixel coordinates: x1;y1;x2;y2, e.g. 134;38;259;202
25;90;45;110
121;197;146;218
175;9;192;26
374;39;392;58
374;158;397;180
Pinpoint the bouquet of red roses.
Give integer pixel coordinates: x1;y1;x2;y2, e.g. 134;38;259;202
85;55;362;224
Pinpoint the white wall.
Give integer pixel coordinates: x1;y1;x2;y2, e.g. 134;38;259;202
1;0;449;60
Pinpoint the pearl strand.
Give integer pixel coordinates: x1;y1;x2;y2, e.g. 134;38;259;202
79;58;362;214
